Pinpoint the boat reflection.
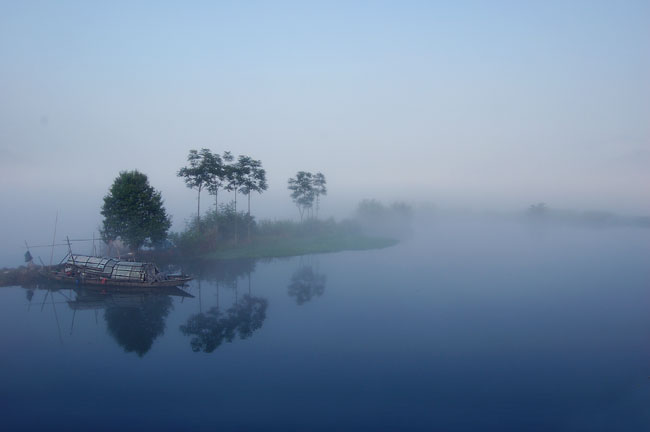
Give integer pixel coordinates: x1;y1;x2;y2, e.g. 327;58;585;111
67;286;193;310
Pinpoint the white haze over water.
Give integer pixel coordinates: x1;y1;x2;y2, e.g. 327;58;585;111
1;1;649;266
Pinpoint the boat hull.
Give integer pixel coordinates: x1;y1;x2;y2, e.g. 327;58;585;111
44;271;192;288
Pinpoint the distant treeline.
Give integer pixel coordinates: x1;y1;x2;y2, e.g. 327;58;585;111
354;199;414;238
526;202;650;228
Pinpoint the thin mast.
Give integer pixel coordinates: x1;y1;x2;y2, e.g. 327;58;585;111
49;211;58;266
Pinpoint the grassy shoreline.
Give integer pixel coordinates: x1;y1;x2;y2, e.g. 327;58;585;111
202;234;398;260
0;234;397;286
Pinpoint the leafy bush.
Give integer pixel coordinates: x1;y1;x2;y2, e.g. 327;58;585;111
171;203;255;255
171;207;364;257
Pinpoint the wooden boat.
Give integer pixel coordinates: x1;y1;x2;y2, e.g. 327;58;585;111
44;254;192;288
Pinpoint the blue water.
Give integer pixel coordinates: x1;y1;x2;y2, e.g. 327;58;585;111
1;220;649;431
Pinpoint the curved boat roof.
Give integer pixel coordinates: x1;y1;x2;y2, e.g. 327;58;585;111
67;255;152;282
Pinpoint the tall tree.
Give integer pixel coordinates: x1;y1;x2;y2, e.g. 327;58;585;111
206;151;233;214
225;155;249;243
240;157;268;241
178;149;215;232
288;171;314;222
101;170;171;251
312;172;327;219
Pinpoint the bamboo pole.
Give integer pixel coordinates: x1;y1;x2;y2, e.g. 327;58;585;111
49;211;58;266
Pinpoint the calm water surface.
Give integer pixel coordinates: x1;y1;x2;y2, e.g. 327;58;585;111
1;220;649;431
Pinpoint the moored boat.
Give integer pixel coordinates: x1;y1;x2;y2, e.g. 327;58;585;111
44;254;192;288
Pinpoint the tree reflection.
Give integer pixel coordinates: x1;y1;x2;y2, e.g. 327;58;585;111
183;258;256;288
180;295;267;353
288;266;326;305
185;258;257;312
104;295;173;356
67;288;177;357
104;294;173;357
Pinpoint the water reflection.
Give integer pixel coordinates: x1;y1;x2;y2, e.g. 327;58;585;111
67;288;189;356
181;258;269;352
288;265;326;305
104;296;172;356
180;295;268;353
183;258;257;289
17;257;270;356
185;258;259;312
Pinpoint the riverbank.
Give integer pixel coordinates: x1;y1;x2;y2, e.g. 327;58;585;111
202;233;398;260
169;215;400;262
1;229;398;287
0;266;42;287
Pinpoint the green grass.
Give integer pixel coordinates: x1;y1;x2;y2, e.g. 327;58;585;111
203;234;398;260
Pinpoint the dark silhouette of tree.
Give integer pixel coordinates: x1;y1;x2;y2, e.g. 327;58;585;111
356;199;385;220
104;294;173;357
288;171;314;222
178;149;217;232
356;199;414;238
206;151;234;214
180;295;268;353
226;155;267;243
288;266;326;305
527;202;548;217
101;170;171;251
225;156;248;243
180;307;224;352
232;295;267;338
312;172;327;219
240;157;268;241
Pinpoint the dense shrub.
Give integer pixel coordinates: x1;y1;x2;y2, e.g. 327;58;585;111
171;203;254;255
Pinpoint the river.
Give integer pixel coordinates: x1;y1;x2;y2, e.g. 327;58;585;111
1;219;649;431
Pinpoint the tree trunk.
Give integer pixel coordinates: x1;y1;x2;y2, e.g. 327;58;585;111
198;278;202;313
247;193;251;242
197;185;201;233
214;188;219;236
234;189;238;244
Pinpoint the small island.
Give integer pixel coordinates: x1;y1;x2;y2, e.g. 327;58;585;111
2;150;410;287
84;150;403;262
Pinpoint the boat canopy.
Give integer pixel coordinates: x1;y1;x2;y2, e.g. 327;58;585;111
66;255;153;282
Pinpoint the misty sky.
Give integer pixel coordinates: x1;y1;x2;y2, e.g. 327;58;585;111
1;1;649;264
